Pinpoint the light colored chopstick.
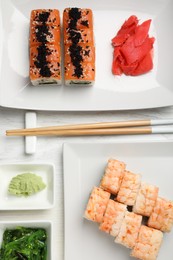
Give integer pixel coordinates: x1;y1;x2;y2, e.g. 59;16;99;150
5;126;173;137
6;118;173;136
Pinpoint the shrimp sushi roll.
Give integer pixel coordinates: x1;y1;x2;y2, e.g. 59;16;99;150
148;197;173;232
131;225;163;260
29;9;61;86
100;159;126;195
116;170;142;206
99;200;127;236
115;211;142;249
133;182;159;217
30;9;60;26
84;187;110;223
63;7;95;86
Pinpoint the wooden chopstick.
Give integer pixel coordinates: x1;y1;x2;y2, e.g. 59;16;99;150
6;118;173;137
6;119;151;135
6;127;152;136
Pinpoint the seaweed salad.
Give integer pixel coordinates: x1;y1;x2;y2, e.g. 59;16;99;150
0;226;47;259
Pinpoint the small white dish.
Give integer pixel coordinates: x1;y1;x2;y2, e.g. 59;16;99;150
63;141;173;260
0;220;52;260
0;163;55;210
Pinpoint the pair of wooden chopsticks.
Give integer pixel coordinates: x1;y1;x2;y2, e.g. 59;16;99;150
6;119;173;137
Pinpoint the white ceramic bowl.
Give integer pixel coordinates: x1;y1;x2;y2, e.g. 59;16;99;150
0;163;55;210
0;220;52;260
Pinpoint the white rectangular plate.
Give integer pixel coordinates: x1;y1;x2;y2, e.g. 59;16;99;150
0;0;173;110
63;141;173;260
0;220;52;260
0;163;55;210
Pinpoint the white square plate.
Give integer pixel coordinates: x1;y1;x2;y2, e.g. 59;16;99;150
0;163;55;210
0;0;173;111
63;141;173;260
0;220;52;260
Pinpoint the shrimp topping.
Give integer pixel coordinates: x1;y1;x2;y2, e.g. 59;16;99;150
131;225;163;260
117;170;141;206
133;182;159;217
100;159;126;195
148;197;173;232
99;200;127;236
84;187;110;223
115;211;142;248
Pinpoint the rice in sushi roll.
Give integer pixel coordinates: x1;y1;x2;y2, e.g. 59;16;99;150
116;170;142;206
99;200;127;236
84;186;110;223
29;9;61;85
131;225;163;260
148;197;173;232
63;7;95;86
133;182;159;217
100;159;126;195
115;211;142;249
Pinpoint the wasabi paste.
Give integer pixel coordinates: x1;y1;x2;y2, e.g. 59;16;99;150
8;173;46;196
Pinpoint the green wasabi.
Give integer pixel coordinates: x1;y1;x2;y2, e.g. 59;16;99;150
8;173;46;197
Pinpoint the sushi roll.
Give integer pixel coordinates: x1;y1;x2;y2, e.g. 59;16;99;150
30;9;60;26
84;187;110;223
64;28;94;46
64;44;95;64
116;170;142;206
148;197;173;232
30;44;61;65
131;225;163;260
30;44;61;85
64;61;95;85
63;7;95;86
29;9;61;86
99;200;127;236
100;159;126;195
115;211;142;249
133;182;159;217
63;8;93;30
30;24;60;46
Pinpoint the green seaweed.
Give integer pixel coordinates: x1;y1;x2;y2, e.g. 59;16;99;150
0;226;47;260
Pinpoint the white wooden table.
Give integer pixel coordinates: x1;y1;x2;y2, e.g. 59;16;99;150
0;106;173;259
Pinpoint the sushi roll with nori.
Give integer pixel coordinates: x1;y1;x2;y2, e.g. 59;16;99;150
63;7;95;86
29;9;61;85
84;187;110;223
30;9;60;26
30;24;60;46
63;8;93;30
